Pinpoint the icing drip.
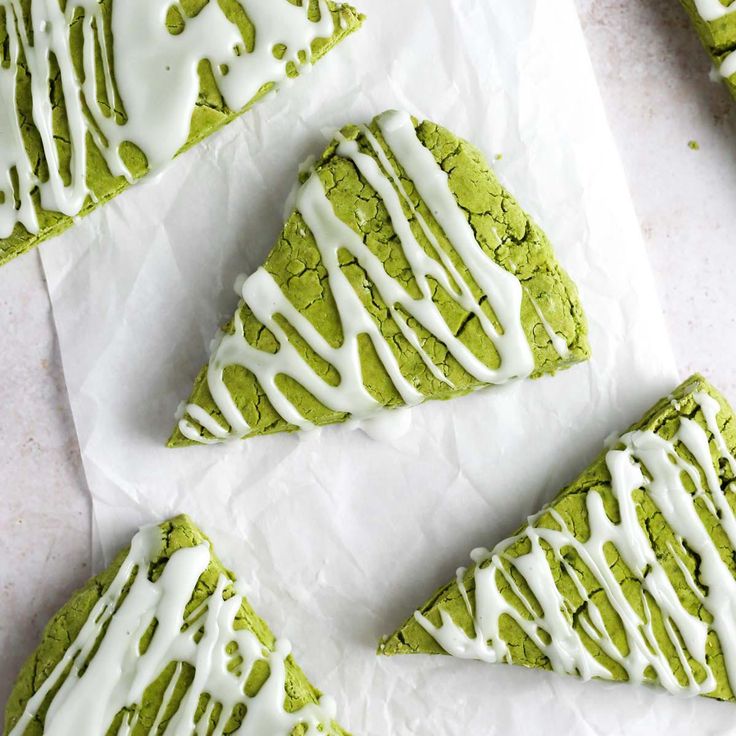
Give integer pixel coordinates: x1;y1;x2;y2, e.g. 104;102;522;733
9;525;336;735
0;0;334;237
417;391;736;697
179;111;537;442
344;404;413;442
721;50;736;79
527;293;570;360
693;0;736;21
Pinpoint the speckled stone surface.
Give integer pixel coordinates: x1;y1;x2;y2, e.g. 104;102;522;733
0;254;90;710
577;0;736;398
0;0;735;717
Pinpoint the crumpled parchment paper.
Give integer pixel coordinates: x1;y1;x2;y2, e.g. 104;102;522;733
40;0;732;733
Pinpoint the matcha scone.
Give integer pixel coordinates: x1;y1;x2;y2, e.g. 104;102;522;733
382;375;736;702
680;0;736;98
4;515;350;735
0;0;363;267
170;110;590;446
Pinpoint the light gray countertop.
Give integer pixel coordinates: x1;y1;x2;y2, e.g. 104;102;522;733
1;0;735;717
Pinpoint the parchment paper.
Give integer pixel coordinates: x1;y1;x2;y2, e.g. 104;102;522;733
40;0;732;732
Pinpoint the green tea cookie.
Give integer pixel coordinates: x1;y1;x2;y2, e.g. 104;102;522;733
4;515;349;735
382;375;736;702
680;0;736;98
0;0;363;266
170;110;590;446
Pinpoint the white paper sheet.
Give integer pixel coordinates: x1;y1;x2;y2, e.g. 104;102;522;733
39;0;733;732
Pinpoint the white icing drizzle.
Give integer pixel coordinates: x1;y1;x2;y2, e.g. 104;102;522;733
721;50;736;79
9;525;337;735
375;111;533;380
180;110;538;442
417;390;736;697
527;293;570;360
694;0;736;22
0;0;335;237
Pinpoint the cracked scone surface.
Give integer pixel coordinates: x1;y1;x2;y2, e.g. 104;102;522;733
170;111;590;446
382;375;736;703
0;0;363;266
680;0;736;98
3;515;349;736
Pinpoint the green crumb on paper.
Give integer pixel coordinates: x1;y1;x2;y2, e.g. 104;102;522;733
688;139;700;150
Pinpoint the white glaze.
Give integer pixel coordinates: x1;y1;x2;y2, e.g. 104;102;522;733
375;111;534;380
0;0;335;237
417;390;736;697
693;0;736;21
528;293;570;360
721;50;736;79
9;524;337;735
180;111;542;442
344;404;413;442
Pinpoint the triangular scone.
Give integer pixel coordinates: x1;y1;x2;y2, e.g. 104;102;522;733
3;516;349;735
680;0;736;99
0;1;363;266
382;375;736;702
170;110;590;446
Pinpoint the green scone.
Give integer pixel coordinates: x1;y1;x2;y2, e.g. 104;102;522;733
4;515;349;735
0;0;363;266
170;110;590;447
680;0;736;98
382;374;736;703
